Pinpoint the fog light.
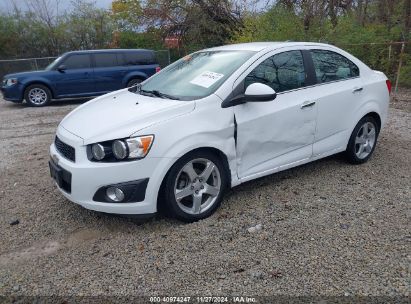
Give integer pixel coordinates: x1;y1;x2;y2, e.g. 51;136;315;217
106;187;125;202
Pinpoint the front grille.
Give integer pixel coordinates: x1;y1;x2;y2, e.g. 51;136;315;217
55;136;76;162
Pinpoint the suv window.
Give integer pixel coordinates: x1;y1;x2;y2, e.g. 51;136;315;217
245;50;306;93
124;51;156;65
94;53;118;68
310;50;359;83
63;54;91;69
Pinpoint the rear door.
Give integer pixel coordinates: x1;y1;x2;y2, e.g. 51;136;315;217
93;52;127;93
305;49;363;157
55;54;95;97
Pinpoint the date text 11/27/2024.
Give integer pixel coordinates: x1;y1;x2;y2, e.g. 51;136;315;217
149;296;257;303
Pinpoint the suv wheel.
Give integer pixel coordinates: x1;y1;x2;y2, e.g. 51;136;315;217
24;84;51;107
162;151;228;222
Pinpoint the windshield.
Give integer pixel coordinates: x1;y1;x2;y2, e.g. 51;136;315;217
45;56;63;71
140;50;255;100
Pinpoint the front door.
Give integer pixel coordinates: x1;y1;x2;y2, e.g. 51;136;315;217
233;50;317;180
55;53;95;97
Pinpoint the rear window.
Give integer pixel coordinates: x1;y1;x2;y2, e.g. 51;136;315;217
310;50;359;83
123;51;156;65
63;54;91;69
94;53;118;68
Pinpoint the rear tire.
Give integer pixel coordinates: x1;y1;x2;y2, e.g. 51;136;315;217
162;150;228;222
24;84;51;107
126;78;143;88
345;116;379;164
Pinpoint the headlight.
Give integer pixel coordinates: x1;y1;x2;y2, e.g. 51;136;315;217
89;135;154;162
91;143;106;160
112;140;128;160
4;78;18;87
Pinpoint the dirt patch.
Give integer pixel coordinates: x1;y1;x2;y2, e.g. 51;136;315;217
0;241;61;266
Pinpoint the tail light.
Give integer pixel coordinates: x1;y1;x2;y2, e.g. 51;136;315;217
155;66;161;73
386;79;392;94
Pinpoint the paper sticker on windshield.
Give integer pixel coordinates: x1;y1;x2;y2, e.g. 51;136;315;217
190;71;224;88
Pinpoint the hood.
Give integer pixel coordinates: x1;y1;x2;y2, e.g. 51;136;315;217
4;70;47;79
60;89;195;145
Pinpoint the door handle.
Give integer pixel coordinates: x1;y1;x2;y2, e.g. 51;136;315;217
300;101;316;109
352;87;363;93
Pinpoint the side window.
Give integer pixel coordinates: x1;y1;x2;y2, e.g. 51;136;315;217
94;53;118;68
63;54;91;69
245;50;306;93
124;51;157;65
310;50;359;83
124;52;148;65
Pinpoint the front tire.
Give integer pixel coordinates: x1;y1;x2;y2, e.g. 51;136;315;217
345;116;379;164
162;151;228;222
24;84;51;107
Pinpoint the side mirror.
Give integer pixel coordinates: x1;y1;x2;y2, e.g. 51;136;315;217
221;83;277;108
57;64;66;72
244;83;277;102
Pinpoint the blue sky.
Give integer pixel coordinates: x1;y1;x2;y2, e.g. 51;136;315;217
0;0;113;12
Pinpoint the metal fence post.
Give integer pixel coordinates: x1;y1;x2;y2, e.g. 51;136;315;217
394;42;405;95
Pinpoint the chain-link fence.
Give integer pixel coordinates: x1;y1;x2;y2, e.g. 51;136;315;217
0;57;56;80
0;50;171;81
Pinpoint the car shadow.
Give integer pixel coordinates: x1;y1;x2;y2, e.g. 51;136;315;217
48;98;91;106
1;98;91;108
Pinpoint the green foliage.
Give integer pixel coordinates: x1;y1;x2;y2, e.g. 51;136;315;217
0;0;409;87
232;6;305;43
118;30;165;50
399;53;411;88
232;2;410;87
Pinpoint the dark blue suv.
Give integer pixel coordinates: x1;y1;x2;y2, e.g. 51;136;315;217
1;49;160;106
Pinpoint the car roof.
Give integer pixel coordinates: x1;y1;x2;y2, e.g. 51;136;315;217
204;42;334;52
65;49;154;55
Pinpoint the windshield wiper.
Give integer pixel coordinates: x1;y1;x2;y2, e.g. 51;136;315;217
140;89;180;100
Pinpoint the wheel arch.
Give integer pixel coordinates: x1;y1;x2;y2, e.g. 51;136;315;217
366;111;382;132
23;80;55;99
156;146;232;212
345;110;382;150
124;73;147;87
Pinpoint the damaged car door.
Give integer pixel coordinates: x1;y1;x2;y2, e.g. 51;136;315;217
233;50;317;181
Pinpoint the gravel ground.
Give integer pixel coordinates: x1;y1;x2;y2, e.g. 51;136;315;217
0;91;410;298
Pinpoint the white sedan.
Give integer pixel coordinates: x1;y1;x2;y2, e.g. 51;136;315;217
49;42;390;222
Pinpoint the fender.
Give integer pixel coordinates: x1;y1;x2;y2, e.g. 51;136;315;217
22;78;57;98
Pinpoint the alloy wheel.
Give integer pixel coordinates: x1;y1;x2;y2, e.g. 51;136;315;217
355;122;376;159
174;158;221;215
28;88;48;105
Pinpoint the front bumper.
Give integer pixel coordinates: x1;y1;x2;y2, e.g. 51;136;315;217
1;84;24;102
49;126;171;215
